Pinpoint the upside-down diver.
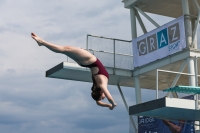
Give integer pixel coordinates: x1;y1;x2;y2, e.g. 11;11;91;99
31;33;117;110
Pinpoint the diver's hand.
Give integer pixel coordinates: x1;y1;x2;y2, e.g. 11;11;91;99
108;104;113;110
109;103;117;110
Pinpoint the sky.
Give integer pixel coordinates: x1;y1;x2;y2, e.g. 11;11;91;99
0;0;175;133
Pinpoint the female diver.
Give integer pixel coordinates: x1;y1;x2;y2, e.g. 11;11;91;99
31;33;117;110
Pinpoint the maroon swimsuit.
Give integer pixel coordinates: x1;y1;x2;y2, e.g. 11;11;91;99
80;58;109;79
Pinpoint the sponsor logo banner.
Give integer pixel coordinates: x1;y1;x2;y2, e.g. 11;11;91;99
132;16;186;67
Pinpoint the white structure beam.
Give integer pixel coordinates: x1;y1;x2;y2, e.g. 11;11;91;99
117;85;137;132
130;7;142;104
135;10;147;34
182;0;192;47
134;6;160;28
130;7;137;39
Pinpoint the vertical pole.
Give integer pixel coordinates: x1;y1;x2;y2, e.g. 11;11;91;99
187;57;196;86
196;57;199;87
194;57;198;110
156;69;159;99
130;8;137;39
187;57;198;130
130;7;141;104
182;0;192;48
182;4;197;130
194;57;198;87
194;56;200;131
114;39;116;74
134;76;142;104
182;6;197;129
87;34;89;51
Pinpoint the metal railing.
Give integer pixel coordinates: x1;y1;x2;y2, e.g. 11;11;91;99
86;34;133;71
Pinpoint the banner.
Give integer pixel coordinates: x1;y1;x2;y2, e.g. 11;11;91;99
132;16;186;67
138;95;195;133
138;116;194;133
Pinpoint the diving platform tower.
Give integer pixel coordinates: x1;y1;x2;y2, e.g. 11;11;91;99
122;0;200;132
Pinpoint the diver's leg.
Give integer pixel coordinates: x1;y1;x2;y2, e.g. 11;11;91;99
31;33;96;64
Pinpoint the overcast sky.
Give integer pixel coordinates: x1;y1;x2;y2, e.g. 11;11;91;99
0;0;175;133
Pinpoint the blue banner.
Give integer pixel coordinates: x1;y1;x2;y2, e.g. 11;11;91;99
138;116;194;133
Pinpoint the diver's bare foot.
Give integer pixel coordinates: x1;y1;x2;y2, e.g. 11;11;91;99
31;33;44;46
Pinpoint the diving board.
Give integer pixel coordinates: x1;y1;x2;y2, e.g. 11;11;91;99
46;62;134;87
129;97;200;121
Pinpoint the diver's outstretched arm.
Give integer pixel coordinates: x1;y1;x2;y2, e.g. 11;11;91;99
96;101;114;110
99;84;117;109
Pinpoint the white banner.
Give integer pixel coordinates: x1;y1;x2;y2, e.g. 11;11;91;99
132;16;186;67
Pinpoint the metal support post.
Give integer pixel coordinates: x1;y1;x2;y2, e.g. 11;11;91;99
183;0;195;86
86;34;89;50
134;76;142;104
194;57;199;110
182;0;192;47
194;57;199;87
187;57;199;130
117;85;138;133
135;10;147;34
194;56;200;131
130;7;137;39
113;40;116;74
183;2;197;129
156;69;159;99
130;7;141;104
187;57;196;86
